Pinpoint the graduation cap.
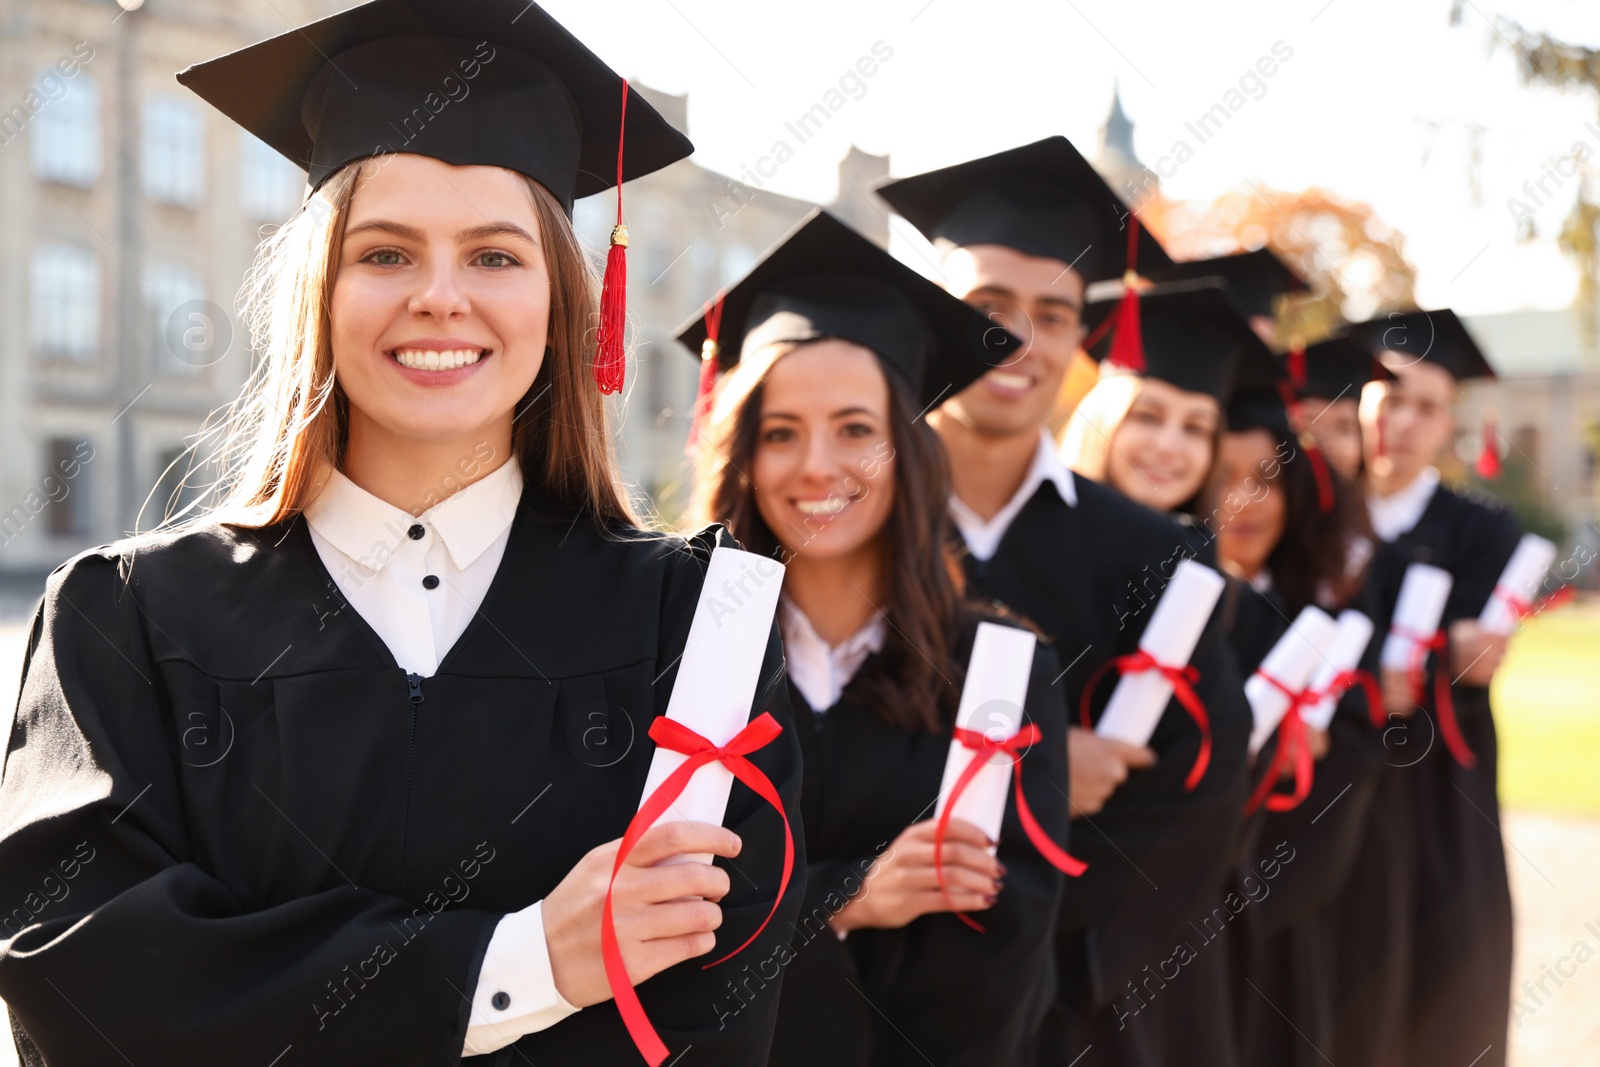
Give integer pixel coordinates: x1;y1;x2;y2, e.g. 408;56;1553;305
676;211;1021;440
176;0;695;395
1349;308;1500;475
1145;248;1309;320
1283;332;1394;402
873;137;1173;284
1081;279;1278;403
1223;343;1345;514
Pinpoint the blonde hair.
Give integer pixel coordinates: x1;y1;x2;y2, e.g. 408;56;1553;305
1057;368;1143;481
156;158;639;533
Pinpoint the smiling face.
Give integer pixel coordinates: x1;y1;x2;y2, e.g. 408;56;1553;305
1105;377;1220;512
937;242;1086;438
330;154;551;450
750;339;897;564
1217;428;1287;580
1299;396;1363;481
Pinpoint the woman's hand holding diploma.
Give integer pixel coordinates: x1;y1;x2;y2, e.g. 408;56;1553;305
830;818;1003;933
544;821;741;1007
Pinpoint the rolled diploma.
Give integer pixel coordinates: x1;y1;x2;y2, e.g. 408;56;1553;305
1478;534;1557;636
1094;558;1227;746
1303;610;1376;731
638;546;785;864
1380;563;1453;672
934;622;1038;850
1246;606;1338;755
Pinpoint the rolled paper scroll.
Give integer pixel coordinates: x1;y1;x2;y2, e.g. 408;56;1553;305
1303;610;1376;731
1246;606;1338;756
1380;563;1453;673
638;545;786;862
935;622;1038;848
1479;534;1557;636
1094;558;1227;747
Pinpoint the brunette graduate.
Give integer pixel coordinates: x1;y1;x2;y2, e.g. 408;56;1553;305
1329;309;1522;1067
0;2;803;1064
876;140;1250;1067
1212;384;1387;1067
683;210;1073;1067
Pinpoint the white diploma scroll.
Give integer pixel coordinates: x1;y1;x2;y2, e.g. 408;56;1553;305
934;622;1038;849
1380;563;1453;672
1246;606;1338;755
639;546;785;862
1094;559;1227;746
1303;610;1376;731
1478;534;1557;636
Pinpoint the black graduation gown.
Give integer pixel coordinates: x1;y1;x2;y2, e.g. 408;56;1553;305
956;478;1251;1067
1329;484;1521;1067
1223;581;1387;1067
0;494;805;1066
770;628;1071;1067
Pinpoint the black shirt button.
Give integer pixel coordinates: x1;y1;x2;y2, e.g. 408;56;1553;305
408;523;425;540
422;574;440;590
491;991;511;1011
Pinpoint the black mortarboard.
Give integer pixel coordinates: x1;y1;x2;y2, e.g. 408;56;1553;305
676;211;1021;416
873;137;1173;284
1349;309;1496;381
1082;279;1278;403
1286;332;1394;401
175;0;692;212
1146;248;1308;320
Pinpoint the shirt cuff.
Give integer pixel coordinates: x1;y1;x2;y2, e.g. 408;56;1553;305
462;900;582;1056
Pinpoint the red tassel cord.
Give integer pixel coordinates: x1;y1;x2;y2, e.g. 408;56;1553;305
1275;378;1336;514
594;80;631;395
1286;343;1307;390
1475;420;1502;479
686;294;724;450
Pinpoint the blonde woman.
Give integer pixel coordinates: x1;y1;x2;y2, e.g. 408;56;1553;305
0;3;800;1064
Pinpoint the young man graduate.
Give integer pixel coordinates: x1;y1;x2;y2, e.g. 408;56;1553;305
877;137;1252;1066
1333;307;1522;1067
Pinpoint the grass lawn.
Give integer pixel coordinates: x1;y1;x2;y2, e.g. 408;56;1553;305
1493;599;1600;817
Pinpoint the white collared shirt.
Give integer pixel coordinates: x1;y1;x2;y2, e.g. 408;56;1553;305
1368;466;1440;543
778;597;887;712
304;457;579;1056
948;430;1078;562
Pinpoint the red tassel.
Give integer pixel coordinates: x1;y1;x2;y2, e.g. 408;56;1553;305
1275;379;1335;514
594;80;631;395
1106;284;1144;372
686;294;725;450
1475;421;1502;479
1287;344;1306;390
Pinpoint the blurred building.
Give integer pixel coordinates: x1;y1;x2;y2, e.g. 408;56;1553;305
0;0;886;582
1461;307;1600;555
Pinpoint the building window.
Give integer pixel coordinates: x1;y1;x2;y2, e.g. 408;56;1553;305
31;243;99;361
144;262;206;376
45;437;93;539
29;69;100;186
142;96;203;206
151;445;205;523
240;131;302;220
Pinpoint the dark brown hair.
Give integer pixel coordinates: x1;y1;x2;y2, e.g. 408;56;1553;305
1253;425;1372;614
689;341;969;732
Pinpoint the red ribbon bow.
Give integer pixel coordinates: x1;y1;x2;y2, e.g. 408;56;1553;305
1320;667;1385;730
1079;649;1212;791
1495;583;1575;622
934;723;1087;932
1244;670;1316;814
603;713;794;1066
1389;625;1475;768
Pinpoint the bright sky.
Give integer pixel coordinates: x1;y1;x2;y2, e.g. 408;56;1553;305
543;0;1598;316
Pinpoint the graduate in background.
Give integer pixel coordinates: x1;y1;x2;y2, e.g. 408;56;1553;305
876;140;1250;1067
0;3;803;1063
684;211;1072;1067
1286;333;1395;482
1057;279;1277;1065
1329;309;1522;1067
1212;384;1387;1067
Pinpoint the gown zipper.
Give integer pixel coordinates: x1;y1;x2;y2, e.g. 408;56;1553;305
400;671;424;882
